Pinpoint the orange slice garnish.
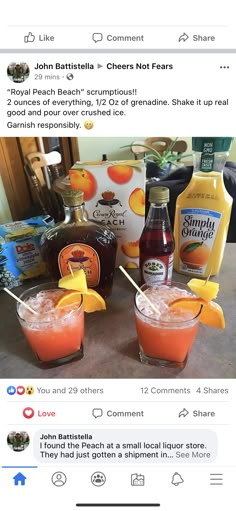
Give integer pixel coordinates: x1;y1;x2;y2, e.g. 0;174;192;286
55;288;106;313
169;297;206;316
198;301;225;329
82;289;106;313
58;269;106;313
55;290;82;308
169;297;225;329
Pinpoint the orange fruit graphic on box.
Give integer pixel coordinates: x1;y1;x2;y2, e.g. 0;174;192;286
107;165;133;184
125;262;139;269
70;168;97;201
121;240;139;258
180;241;210;269
129;188;145;216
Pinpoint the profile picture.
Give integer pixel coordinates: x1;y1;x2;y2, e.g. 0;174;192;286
7;431;30;451
7;62;30;83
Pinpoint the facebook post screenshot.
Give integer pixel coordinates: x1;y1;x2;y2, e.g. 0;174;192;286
0;1;236;510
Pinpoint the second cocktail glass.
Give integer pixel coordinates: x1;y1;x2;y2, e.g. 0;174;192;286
134;282;200;368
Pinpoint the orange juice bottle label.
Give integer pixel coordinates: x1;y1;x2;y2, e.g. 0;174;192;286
178;208;221;275
58;243;100;287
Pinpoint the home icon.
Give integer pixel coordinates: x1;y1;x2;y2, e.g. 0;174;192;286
13;472;27;486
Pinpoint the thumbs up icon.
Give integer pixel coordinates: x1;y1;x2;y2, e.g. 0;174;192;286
24;32;35;43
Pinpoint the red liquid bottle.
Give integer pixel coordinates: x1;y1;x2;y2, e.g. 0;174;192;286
139;186;175;285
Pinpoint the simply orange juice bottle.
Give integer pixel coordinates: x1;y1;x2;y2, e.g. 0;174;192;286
174;137;233;277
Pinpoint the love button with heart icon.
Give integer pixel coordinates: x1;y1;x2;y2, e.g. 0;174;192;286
23;407;34;419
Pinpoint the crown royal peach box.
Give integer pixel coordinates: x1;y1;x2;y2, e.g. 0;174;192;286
69;160;146;268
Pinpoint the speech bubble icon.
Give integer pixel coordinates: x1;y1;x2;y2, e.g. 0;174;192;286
92;33;103;43
92;408;103;418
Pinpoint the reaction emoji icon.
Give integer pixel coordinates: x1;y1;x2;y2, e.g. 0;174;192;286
26;385;35;395
84;120;94;130
17;386;25;395
7;385;16;395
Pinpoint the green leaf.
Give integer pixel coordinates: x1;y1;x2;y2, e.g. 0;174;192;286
120;140;193;167
162;152;192;163
183;242;203;253
144;154;160;163
165;137;178;153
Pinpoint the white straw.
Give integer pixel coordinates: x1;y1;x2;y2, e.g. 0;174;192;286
119;265;160;315
68;262;74;277
203;269;212;286
3;287;38;315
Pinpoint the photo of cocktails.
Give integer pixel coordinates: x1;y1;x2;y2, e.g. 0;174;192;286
0;136;235;378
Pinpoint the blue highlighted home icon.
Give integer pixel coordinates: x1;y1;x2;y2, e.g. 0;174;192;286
13;472;27;486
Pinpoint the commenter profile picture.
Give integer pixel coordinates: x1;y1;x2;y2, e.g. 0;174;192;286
7;431;30;451
7;62;30;83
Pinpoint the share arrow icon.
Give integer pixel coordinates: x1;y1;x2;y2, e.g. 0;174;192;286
178;32;189;42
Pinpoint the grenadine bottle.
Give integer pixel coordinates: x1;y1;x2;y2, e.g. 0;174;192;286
139;186;175;286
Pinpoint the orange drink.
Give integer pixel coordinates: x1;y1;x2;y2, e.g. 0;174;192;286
134;282;200;368
174;137;233;278
16;282;84;366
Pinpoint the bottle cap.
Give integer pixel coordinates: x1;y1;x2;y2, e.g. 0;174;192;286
149;186;170;203
53;176;84;207
192;137;233;153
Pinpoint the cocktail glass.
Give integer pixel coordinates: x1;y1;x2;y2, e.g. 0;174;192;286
16;282;84;367
134;282;201;368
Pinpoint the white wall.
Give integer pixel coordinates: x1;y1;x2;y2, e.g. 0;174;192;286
78;137;147;162
78;137;236;163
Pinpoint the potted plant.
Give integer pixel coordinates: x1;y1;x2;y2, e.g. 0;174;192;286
122;138;192;179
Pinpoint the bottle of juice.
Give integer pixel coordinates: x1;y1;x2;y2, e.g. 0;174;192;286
139;186;175;285
174;137;233;277
40;176;117;298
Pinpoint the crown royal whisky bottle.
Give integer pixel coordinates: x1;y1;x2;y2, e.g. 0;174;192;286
40;176;117;298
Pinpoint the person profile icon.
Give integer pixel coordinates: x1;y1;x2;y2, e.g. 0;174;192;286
7;431;30;452
51;471;67;486
7;62;30;83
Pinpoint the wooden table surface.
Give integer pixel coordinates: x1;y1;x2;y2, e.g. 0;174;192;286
0;243;235;379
